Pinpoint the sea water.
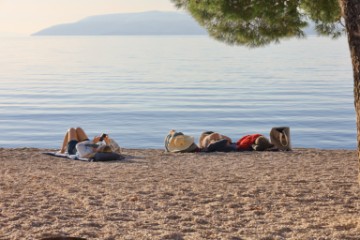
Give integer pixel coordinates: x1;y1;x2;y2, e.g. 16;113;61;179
0;35;355;149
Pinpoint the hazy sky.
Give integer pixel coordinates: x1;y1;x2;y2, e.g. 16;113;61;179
0;0;178;34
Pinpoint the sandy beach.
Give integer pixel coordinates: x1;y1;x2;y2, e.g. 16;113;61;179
0;148;359;239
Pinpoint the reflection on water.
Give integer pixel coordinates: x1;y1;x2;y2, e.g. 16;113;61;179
0;36;355;149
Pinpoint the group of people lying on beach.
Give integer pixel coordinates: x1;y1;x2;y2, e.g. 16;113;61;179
164;128;291;153
58;127;291;160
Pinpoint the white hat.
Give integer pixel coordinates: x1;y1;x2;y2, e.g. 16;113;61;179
165;130;198;153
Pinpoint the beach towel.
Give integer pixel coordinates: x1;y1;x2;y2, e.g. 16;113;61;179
43;151;124;162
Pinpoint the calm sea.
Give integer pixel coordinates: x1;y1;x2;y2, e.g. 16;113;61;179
0;35;355;149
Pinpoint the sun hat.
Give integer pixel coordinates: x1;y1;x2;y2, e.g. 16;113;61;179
251;136;273;151
165;130;198;153
270;127;292;151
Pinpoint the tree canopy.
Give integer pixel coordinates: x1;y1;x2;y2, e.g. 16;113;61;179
171;0;344;47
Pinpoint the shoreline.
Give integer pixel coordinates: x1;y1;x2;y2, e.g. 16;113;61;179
1;148;359;239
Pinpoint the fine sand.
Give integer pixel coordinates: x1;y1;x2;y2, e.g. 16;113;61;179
0;148;359;240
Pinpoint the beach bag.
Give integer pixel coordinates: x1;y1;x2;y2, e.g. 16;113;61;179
270;127;292;151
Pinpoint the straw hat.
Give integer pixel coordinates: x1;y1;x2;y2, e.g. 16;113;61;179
165;130;198;153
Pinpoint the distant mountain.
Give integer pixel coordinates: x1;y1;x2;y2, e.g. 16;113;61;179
32;11;207;36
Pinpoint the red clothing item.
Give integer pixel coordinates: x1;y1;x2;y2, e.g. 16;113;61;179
236;134;263;151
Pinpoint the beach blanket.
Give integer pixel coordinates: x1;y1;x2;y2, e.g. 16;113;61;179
43;151;124;162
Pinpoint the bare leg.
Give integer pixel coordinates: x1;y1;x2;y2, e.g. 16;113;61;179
75;127;89;142
59;128;78;153
68;128;78;141
59;131;69;153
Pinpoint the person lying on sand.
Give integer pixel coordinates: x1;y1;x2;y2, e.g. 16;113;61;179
58;127;115;158
199;131;236;152
236;134;273;151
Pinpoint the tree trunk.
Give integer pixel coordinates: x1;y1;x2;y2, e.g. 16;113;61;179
340;0;360;182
